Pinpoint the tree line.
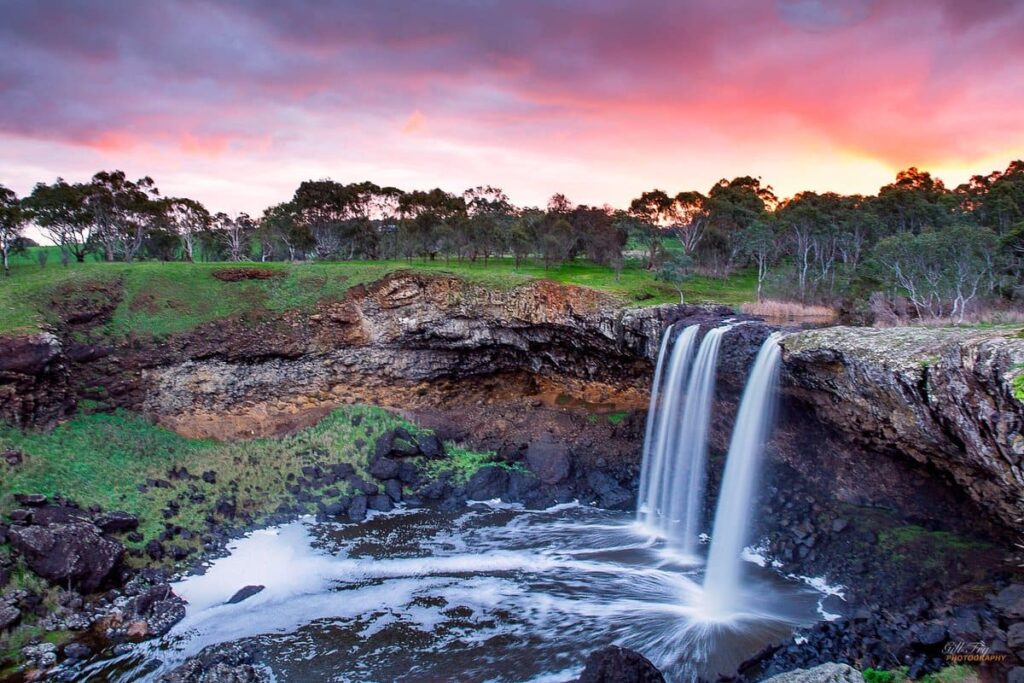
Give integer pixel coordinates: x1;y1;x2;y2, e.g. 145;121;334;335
2;162;1023;320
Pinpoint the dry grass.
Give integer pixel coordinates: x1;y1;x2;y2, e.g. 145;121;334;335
741;299;837;322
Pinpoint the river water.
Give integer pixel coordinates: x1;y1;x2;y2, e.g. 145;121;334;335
81;502;828;682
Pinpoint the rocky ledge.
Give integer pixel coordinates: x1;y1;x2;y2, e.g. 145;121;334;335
781;325;1024;528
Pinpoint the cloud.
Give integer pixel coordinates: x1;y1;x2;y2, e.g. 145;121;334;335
0;0;1022;211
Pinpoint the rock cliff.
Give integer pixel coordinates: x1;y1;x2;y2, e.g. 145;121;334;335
781;326;1024;528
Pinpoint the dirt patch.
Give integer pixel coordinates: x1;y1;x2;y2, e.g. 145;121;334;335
128;291;160;314
211;267;285;282
50;278;123;326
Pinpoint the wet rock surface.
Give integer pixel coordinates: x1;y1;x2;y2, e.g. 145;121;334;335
157;642;270;683
577;645;666;683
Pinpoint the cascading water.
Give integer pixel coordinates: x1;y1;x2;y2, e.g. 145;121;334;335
636;324;729;557
663;325;731;557
702;332;783;614
635;324;699;529
635;322;675;522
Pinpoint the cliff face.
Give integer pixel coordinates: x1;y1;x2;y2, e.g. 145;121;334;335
133;273;744;438
781;326;1024;528
0;333;72;429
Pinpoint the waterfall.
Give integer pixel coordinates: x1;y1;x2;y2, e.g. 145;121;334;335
635;322;674;520
702;332;783;613
636;323;729;558
663;325;730;556
635;324;699;529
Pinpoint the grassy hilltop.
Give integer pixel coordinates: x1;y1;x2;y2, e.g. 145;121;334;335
0;254;757;337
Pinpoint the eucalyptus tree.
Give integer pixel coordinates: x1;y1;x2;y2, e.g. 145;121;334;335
215;212;255;261
672;191;711;255
628;189;674;268
463;185;514;264
25;179;94;263
162;197;211;262
84;170;160;261
876;167;953;235
657;251;693;303
0;185;29;277
740;216;778;301
872;225;1001;322
703;176;775;276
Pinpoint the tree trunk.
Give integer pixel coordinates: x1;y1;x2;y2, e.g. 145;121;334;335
1;247;8;277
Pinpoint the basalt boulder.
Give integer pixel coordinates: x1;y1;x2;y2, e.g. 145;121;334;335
577;646;665;683
8;522;124;593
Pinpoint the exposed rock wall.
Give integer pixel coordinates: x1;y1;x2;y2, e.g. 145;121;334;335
0;333;72;429
131;273;741;439
781;326;1024;528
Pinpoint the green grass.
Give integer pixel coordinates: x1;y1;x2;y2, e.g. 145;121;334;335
877;524;992;565
1012;363;1024;401
0;406;486;551
864;666;977;683
422;444;519;485
0;256;758;336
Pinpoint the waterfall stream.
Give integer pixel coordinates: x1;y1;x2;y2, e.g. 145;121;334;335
702;332;783;613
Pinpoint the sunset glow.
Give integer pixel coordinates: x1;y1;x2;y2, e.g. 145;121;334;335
2;0;1023;213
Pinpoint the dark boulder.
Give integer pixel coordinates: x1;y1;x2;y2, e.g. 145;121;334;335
30;505;91;526
158;641;269;683
911;623;947;650
990;584;1024;619
526;441;571;485
503;470;540;503
130;583;187;637
586;471;632;510
146;539;165;561
8;509;31;523
577;646;665;683
384;479;403;503
368;494;394;512
417;434;445;458
466;466;509;500
368;456;400;480
348;476;379;496
348;495;368;521
417;477;447;500
329;463;356;479
0;604;20;631
63;642;92;661
8;522;123;593
226;585;265;605
215;497;237;518
201;470;217;484
323;499;349;517
374;429;421;460
397;461;420;485
13;493;48;507
95;511;140;534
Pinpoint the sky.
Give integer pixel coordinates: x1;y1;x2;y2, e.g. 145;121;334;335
2;0;1023;217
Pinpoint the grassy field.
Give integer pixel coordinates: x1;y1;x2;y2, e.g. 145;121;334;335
0;252;758;336
0;406;476;553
